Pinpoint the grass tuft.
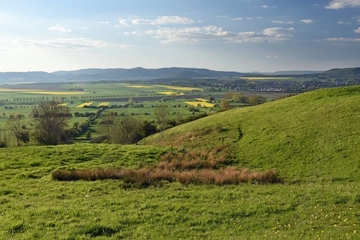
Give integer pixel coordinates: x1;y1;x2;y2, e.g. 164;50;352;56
52;148;282;187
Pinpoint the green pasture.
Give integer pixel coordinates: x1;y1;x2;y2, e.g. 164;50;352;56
0;144;359;239
0;85;360;238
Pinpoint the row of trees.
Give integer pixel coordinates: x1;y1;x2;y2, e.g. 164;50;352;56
224;92;267;105
4;101;171;146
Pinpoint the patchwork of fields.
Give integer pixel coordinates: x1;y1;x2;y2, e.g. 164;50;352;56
0;83;286;133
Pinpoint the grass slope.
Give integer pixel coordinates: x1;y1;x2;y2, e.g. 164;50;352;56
141;85;360;182
1;86;360;239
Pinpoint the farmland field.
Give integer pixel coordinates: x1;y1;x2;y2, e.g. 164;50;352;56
242;77;294;81
185;101;215;108
0;82;290;139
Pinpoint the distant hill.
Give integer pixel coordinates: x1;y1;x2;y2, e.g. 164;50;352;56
318;67;360;80
0;67;253;84
1;66;359;84
141;85;360;183
271;70;323;75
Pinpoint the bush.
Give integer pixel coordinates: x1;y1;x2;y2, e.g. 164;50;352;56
0;140;7;148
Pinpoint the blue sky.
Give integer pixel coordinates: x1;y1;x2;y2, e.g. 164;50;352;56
0;0;360;72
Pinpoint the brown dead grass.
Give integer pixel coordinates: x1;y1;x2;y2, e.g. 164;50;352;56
52;148;282;187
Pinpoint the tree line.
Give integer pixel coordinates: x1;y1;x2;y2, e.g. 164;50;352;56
2;100;205;147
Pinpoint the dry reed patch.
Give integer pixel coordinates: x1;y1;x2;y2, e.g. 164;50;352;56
52;147;281;187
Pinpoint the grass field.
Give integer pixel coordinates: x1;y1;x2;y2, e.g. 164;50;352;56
0;85;360;238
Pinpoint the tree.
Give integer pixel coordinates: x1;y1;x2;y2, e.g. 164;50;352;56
30;101;72;145
220;98;231;110
117;116;141;144
6;114;29;146
247;96;266;105
128;98;134;107
154;104;169;136
232;93;244;103
98;115;141;144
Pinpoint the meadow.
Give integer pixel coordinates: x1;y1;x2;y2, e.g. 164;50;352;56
0;146;359;239
0;144;359;239
0;85;360;238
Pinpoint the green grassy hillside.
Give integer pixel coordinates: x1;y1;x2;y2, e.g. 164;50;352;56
141;85;360;182
1;86;360;239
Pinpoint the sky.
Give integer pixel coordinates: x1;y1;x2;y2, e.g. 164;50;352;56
0;0;360;73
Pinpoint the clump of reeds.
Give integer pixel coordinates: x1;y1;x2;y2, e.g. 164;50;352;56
52;147;281;187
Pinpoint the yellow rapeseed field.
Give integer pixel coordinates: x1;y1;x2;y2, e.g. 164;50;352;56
185;101;214;107
57;103;68;107
124;85;152;88
158;91;185;96
0;88;86;95
27;91;86;95
194;98;209;102
158;85;202;91
76;102;93;108
98;102;110;107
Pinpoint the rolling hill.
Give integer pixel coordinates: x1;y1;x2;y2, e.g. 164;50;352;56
1;85;360;239
140;85;360;183
0;67;251;83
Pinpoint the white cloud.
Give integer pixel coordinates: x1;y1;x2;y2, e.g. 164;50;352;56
261;5;276;9
1;38;128;50
266;55;279;59
118;44;132;50
48;25;72;33
101;21;109;24
338;21;351;24
124;24;294;44
115;19;129;27
116;16;193;27
247;16;262;20
301;19;314;24
232;17;243;21
142;25;229;44
354;27;360;33
325;0;360;9
226;27;294;43
325;37;360;42
272;20;294;24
